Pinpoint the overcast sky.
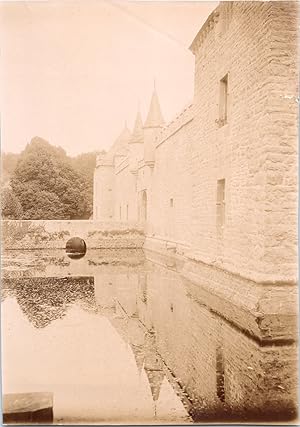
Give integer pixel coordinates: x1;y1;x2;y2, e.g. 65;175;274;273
0;0;217;156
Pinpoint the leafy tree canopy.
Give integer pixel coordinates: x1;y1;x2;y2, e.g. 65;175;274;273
70;150;105;218
8;137;98;220
1;187;23;219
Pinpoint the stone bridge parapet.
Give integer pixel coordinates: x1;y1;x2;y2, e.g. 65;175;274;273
2;220;145;250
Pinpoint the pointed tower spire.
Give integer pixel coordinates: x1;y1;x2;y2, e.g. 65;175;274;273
144;86;164;128
144;333;165;403
130;110;144;144
111;122;131;159
145;368;165;403
118;121;131;140
115;122;131;146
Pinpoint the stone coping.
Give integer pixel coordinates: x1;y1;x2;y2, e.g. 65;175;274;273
3;392;53;414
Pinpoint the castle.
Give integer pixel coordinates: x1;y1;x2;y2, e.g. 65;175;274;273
93;2;298;300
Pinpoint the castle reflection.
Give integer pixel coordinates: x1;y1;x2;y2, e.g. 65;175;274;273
92;261;297;422
1;250;297;423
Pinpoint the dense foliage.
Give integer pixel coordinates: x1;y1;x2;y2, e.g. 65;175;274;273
1;187;23;219
2;137;100;220
70;152;98;218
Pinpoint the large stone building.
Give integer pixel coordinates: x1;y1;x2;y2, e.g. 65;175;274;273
93;1;298;339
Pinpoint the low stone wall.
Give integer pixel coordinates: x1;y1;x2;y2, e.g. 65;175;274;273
1;220;145;250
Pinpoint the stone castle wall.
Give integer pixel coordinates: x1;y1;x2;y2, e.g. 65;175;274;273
93;1;298;287
114;158;139;222
148;111;194;246
189;1;298;284
143;1;298;285
93;165;115;220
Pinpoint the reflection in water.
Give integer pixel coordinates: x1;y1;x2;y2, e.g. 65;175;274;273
66;253;86;260
216;346;225;403
1;249;145;279
1;250;297;424
140;273;148;304
2;277;95;328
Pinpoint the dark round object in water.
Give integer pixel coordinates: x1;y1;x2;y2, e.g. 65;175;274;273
65;237;86;257
66;253;86;260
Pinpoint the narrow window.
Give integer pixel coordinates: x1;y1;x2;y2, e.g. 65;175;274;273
170;198;174;207
217;179;226;236
216;346;225;402
219;74;228;126
126;204;129;220
119;205;121;220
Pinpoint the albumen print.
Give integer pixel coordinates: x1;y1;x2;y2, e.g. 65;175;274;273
0;0;298;425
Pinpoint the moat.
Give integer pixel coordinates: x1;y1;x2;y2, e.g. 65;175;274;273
1;249;297;424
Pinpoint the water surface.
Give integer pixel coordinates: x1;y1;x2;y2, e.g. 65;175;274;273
1;249;297;424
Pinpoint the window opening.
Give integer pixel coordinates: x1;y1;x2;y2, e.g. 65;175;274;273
217;179;226;236
219;74;228;126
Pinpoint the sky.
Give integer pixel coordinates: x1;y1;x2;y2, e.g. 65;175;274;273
0;0;217;156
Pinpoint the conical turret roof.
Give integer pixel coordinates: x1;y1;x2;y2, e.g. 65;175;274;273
109;123;131;160
144;88;164;128
130;111;144;144
115;123;131;147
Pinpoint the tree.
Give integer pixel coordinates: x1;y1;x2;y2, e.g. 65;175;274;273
1;187;23;219
70;151;102;219
10;137;89;220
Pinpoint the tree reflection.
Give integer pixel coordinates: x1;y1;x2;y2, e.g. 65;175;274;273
3;277;95;328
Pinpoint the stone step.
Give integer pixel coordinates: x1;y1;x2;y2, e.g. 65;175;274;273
3;392;53;424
